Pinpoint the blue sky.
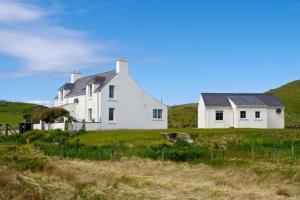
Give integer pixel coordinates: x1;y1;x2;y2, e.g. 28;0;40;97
0;0;300;106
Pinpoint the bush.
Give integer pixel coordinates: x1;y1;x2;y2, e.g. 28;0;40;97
31;107;70;123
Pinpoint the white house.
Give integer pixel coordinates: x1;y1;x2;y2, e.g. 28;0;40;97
198;93;284;129
54;58;168;130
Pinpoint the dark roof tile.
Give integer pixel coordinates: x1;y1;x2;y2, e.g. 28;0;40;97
201;93;283;108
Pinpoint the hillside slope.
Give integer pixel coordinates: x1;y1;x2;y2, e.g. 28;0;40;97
168;103;198;128
268;80;300;125
0;100;46;128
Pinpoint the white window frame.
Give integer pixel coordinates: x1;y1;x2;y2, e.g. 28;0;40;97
109;85;115;99
215;110;224;121
255;111;261;119
240;111;247;119
109;107;115;122
88;108;92;121
60;90;63;101
88;84;93;97
153;109;163;120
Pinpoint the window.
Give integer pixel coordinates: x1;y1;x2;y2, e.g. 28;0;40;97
109;85;115;99
88;108;92;121
153;109;163;119
74;98;79;104
216;111;223;121
109;108;115;121
255;111;260;119
88;84;93;97
240;111;247;119
60;90;63;101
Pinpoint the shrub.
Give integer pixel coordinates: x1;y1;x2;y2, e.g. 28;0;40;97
31;107;70;123
22;129;85;144
143;139;204;162
35;142;128;161
0;144;48;172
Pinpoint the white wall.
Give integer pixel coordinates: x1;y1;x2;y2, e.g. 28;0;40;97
99;71;168;129
233;107;268;128
57;95;86;122
198;96;206;128
267;108;285;128
198;95;284;129
54;60;167;130
205;107;234;128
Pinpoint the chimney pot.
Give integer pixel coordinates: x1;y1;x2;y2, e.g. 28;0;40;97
116;58;128;74
71;71;81;83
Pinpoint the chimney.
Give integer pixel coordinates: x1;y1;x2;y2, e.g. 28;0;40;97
71;71;81;83
116;58;128;74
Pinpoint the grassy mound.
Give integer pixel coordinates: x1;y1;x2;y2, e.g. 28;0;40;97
168;103;198;128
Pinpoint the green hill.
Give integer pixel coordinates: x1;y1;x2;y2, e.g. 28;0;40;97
0;100;46;128
268;80;300;126
168;103;198;128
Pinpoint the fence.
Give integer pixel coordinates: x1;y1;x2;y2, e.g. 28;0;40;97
33;120;66;131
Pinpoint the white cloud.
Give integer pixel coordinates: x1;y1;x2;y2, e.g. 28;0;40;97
0;0;45;23
0;0;112;77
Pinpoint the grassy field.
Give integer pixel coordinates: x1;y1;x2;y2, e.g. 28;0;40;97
1;129;300;199
0;100;46;128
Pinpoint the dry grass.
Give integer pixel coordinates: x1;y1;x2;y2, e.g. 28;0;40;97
1;157;300;200
52;158;300;200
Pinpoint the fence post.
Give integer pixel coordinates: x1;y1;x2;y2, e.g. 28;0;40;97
111;148;115;162
291;143;294;159
210;149;214;162
251;145;255;161
162;147;165;161
5;124;8;135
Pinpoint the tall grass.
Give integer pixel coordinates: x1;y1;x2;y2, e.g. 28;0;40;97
142;140;204;161
35;142;129;161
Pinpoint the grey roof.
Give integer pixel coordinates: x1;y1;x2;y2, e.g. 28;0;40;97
228;96;266;107
201;93;284;108
58;70;117;97
59;83;73;90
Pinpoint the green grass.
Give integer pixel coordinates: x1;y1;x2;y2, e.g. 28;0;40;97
67;128;300;164
268;79;300;125
168;103;198;128
73;128;298;146
71;130;165;145
0;100;46;128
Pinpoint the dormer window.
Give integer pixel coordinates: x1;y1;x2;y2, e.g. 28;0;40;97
60;90;63;101
109;85;115;99
88;84;93;97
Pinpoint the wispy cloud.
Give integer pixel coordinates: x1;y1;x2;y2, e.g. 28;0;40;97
0;0;45;23
0;0;112;78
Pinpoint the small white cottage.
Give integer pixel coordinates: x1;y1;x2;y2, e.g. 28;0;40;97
54;58;168;130
198;93;284;129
